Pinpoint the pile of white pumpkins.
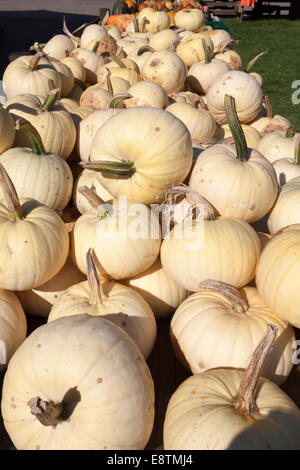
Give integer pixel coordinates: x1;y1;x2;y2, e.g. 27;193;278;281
1;5;300;450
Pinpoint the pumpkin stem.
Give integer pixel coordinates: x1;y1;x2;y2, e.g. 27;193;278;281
224;94;249;162
92;40;100;53
15;119;46;155
104;68;114;94
137;45;155;56
74;78;87;90
170;38;180;53
264;95;273;119
198;280;248;313
78;185;104;209
233;324;278;417
245;50;268;73
80;160;136;177
41;88;59;111
286;127;295;138
0;163;24;222
110;55;126;68
109;93;132;108
28;53;43;71
140;17;150;33
86;248;105;304
101;10;110;27
294;135;300;166
202;39;211;64
133;15;140;33
63;16;80;44
29;42;46;52
28;387;81;427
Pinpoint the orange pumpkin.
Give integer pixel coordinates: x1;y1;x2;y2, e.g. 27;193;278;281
107;14;135;32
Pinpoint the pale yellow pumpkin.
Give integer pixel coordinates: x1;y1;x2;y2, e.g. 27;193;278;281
48;249;157;359
160;189;261;292
148;29;179;51
80;24;107;49
83;107;193;204
138;8;170;33
79;86;113;110
105;24;122;41
267;176;300;233
16;256;86;318
130;51;153;74
176;33;214;68
171;281;294;384
203;28;232;52
1;314;155;450
60;88;84;111
0;165;69;291
142;50;187;94
61;57;87;82
97;66;141;87
220;123;261;148
166;102;216;143
125;80;169;108
186;58;231;95
174;8;205;32
121;257;189;319
256;227;300;328
206;71;263;124
3;54;61;100
249;97;291;136
0;106;15;155
117;37;149;57
43;34;75;60
70;48;105;84
273;156;300;187
164;326;300;450
49;59;75;97
71;192;161;280
214;49;242;71
73;169;112;214
256;129;300;164
0;289;27;372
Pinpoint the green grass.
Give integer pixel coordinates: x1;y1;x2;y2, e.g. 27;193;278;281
222;19;300;130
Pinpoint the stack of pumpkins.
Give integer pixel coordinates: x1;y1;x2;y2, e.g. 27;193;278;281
0;4;300;450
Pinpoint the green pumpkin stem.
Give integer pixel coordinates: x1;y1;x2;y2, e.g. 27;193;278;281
80;160;136;177
233;324;278;417
137;45;155;56
92;40;100;53
74;78;87;90
15;119;45;155
264;95;273;119
224;94;248;162
109;93;132;109
86;248;105;304
294;135;300;166
198;280;248;313
29;42;46;52
202;39;211;64
41;88;59;111
0;163;24;222
133;15;140;33
286;127;295;138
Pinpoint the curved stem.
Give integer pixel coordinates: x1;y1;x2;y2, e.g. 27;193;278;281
109;93;132;109
78;185;104;209
80;160;136;177
140;17;150;33
28;53;43;71
0;164;24;222
198;280;248;313
41;89;59;111
245;50;268;73
233;324;278;417
110;55;126;68
137;45;155;56
74;78;87;90
202;39;211;64
264;95;273;119
104;68;114;94
27;397;63;427
101;10;110;27
86;248;105;304
224;94;248;162
15;119;45;155
63;16;80;44
133;15;140;33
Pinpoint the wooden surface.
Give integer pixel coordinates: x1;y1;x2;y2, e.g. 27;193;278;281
1;313;300;450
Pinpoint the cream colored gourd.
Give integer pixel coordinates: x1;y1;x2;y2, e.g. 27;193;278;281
206;71;263;124
249;97;291;136
83;107;193;205
49;59;74;97
0;289;27;372
70;48;105;84
61;57;87;82
4;91;76;160
105;24;122;41
204;28;232;52
16;256;86;318
49;249;157;359
130;51;153;74
43;34;75;60
73;170;112;214
80;24;107;49
176;33;214;68
0;106;15;155
250;72;263;87
164;325;300;450
99;75;130;95
267;176;300;233
187;58;230;95
1;314;155;450
256;227;300;328
160;187;261;292
98;66;141;87
142;50;187;94
174;8;205;32
79;86;113;110
215;49;242;71
220;123;261;148
3;54;61;100
189;96;278;223
256;129;300;164
0;122;73;211
121;257;189;319
138;8;170;33
117;37;149;57
148;29;179;51
0;164;69;291
273;154;300;187
125;80;169;108
71;188;161;279
166;102;216;143
77;108;122;162
171;280;294;384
